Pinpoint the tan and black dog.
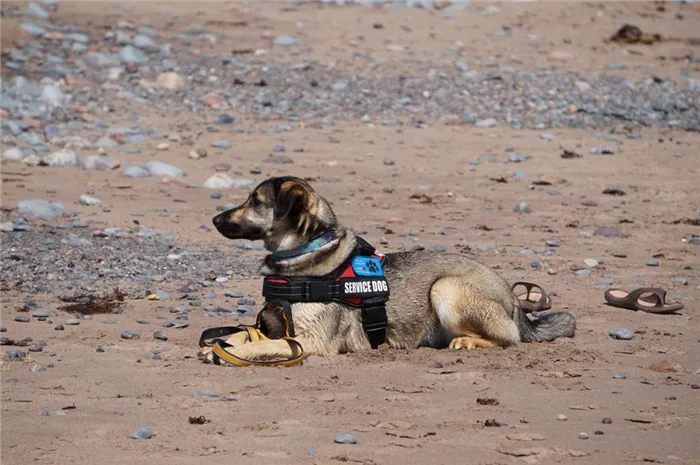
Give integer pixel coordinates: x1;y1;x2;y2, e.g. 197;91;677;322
200;176;575;363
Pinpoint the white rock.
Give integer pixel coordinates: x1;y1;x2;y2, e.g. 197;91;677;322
1;222;15;232
156;142;169;151
22;154;43;166
81;155;119;171
41;85;64;106
3;148;25;161
144;160;184;177
79;194;102;207
203;173;234;189
45;149;80;166
583;258;599;268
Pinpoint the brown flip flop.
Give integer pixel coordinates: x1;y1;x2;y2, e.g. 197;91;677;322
512;281;552;313
604;288;684;314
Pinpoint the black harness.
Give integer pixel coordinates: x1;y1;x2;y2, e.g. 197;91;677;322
262;236;390;349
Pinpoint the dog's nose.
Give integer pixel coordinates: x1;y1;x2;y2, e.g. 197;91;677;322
212;214;225;228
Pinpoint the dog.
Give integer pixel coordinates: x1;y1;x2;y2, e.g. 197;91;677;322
199;176;575;364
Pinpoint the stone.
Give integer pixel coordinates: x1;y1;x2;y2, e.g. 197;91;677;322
65;318;81;325
613;373;626;379
213;114;234;124
18;199;66;220
122;166;151;178
275;35;299;46
546;240;560;247
195;389;218;398
583;258;599;268
594;278;614;286
132;34;160;53
513;202;531;214
333;433;357;444
15;315;31;323
211;140;232;149
119;46;148;65
121;330;140;340
27;2;51;19
3;148;25;161
31;364;47;372
45;149;80;166
144;161;184;177
647;258;660;267
476;118;499;128
156;72;185;90
153;331;168;341
575;269;592;277
594;226;624;238
41;85;64;106
128;427;153;440
83;52;120;68
578;432;589;440
79;194;102;207
557;414;567;421
609;328;634;340
95;137;119;149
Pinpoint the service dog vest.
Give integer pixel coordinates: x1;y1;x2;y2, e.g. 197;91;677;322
261;234;390;349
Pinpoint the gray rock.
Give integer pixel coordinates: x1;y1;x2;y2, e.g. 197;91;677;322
513;201;532;214
609;328;634;340
647;258;660;267
594;226;624;238
15;315;31;323
26;2;51;19
144;161;184;177
264;154;294;164
19;131;43;145
195;389;218;398
333;433;357;444
41;85;64;106
213;114;235;124
18;199;66;220
211;140;232;149
21;22;45;37
82;52;120;68
65;318;81;325
575;269;592;277
31;364;47;372
613;373;626;379
132;35;161;53
513;169;528;179
673;277;688;286
594;278;614;286
119;46;148;65
121;166;151;178
95;136;119;149
128;427;153;440
275;35;299;46
121;330;140;340
546;240;560;247
153;331;168;341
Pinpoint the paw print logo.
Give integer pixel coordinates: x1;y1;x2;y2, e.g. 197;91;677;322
366;259;379;273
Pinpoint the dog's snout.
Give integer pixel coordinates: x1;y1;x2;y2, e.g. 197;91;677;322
212;213;225;228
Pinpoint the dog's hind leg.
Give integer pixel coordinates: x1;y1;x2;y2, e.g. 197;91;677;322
430;277;520;349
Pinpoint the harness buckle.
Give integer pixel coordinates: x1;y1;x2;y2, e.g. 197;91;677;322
303;281;328;301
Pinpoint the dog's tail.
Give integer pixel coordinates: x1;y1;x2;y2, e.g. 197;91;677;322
515;306;576;342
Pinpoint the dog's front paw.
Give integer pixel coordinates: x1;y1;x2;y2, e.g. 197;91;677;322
198;347;216;364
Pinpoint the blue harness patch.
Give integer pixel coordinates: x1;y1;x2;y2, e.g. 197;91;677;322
351;256;384;277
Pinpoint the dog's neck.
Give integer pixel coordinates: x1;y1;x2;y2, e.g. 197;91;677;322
260;227;358;277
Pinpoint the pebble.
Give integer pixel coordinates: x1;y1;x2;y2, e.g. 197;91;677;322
27;2;51;19
609;328;634;340
613;373;627;379
557;414;567;421
583;258;599;268
213;114;235;124
333;433;357;444
44;149;80;166
122;166;151;178
594;226;624;238
153;331;168;341
128;427;153;440
195;389;218;398
476;118;499;128
79;195;102;207
211;140;232;149
546;240;560;247
15;315;30;322
156;72;186;90
275;35;299;46
121;330;140;340
144;161;184;177
65;318;81;325
119;45;148;65
594;278;614;286
574;269;592;278
55;324;64;331
612;252;628;258
602;417;612;424
647;258;660;267
18;199;66;221
513;201;532;214
578;432;589;440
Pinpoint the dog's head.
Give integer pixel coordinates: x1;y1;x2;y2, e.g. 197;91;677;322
212;176;337;252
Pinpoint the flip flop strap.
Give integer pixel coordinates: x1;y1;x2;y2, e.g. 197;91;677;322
627;288;665;309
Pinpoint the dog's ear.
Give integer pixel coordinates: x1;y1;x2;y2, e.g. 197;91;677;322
274;181;308;221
